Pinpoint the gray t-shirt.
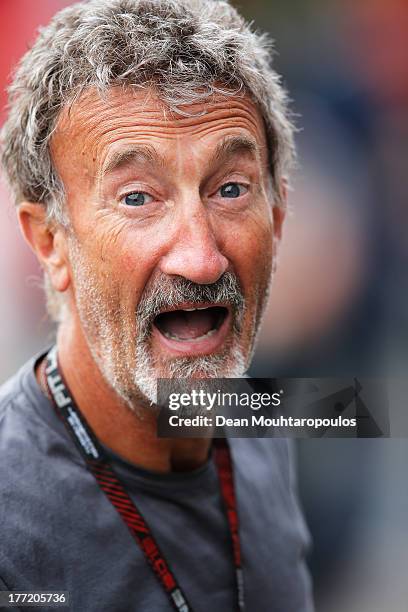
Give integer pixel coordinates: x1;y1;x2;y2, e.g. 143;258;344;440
0;354;314;612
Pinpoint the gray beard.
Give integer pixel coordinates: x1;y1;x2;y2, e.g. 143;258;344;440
130;271;248;408
85;315;248;416
133;331;248;409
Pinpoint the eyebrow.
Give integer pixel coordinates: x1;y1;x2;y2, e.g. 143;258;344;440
100;134;261;180
212;134;260;166
101;144;165;178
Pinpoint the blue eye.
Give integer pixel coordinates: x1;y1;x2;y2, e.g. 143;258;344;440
219;182;248;198
122;192;153;206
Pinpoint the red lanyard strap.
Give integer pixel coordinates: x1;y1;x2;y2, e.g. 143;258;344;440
213;439;245;611
44;347;245;611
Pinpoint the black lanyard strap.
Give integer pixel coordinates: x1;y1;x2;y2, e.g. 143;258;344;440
44;347;245;611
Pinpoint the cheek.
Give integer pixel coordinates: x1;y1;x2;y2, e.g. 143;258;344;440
222;211;273;289
99;229;164;306
72;209;171;311
102;249;149;308
121;251;139;275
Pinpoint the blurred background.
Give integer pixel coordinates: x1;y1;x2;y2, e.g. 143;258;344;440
0;0;407;610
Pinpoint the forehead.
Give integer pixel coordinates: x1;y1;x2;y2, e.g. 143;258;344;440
52;87;269;171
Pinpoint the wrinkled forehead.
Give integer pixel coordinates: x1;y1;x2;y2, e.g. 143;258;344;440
50;86;270;179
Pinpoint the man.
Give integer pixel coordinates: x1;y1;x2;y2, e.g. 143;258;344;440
0;0;313;610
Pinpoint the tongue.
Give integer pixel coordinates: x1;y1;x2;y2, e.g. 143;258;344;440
157;309;216;340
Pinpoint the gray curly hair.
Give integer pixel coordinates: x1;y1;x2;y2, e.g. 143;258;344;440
0;0;295;319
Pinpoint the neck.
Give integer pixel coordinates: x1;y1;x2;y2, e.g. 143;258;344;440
46;317;211;473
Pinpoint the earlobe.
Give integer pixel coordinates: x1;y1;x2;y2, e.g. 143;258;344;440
18;202;70;293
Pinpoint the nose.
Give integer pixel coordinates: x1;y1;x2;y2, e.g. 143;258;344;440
159;205;229;285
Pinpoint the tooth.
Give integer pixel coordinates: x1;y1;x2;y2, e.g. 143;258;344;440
163;331;181;340
204;328;217;337
197;306;209;310
183;308;196;312
162;327;218;342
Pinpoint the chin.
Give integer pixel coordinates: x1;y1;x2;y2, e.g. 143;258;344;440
130;344;248;408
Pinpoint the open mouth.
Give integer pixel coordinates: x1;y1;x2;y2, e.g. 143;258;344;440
150;302;232;357
154;305;228;342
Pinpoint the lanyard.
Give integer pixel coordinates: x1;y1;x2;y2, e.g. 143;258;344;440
44;347;245;612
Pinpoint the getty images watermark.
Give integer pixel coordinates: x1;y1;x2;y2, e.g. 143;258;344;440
157;378;389;438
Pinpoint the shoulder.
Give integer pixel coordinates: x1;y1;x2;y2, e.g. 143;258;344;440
0;356;94;589
230;437;311;541
0;358;39;448
230;437;293;480
0;353;83;511
0;363;27;414
229;437;297;510
0;351;51;420
0;354;54;450
230;436;301;499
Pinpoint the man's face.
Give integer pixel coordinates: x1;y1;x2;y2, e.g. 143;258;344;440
51;87;282;406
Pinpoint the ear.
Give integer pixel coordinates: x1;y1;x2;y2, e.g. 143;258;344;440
18;202;70;293
272;178;288;242
271;179;288;274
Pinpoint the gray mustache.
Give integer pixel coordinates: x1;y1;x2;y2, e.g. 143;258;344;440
136;271;245;338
